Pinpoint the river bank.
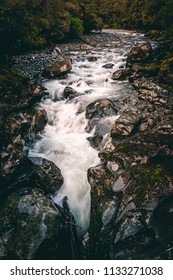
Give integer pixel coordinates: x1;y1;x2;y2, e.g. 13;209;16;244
0;29;173;260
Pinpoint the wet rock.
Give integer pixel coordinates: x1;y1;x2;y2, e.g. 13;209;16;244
86;98;118;119
111;109;141;138
0;108;47;185
33;108;47;134
0;188;77;259
87;134;103;148
63;86;77;99
88;56;98;62
112;69;131;80
87;143;173;259
0;156;64;202
28;157;64;194
110;210;158;260
127;42;152;68
0;135;25;181
102;63;114;68
42;58;72;78
112;172;130;192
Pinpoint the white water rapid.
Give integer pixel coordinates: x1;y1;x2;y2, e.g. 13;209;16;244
29;30;147;236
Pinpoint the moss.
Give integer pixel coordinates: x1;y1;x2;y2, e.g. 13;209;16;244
133;164;163;207
160;57;173;70
0;68;28;89
144;64;160;75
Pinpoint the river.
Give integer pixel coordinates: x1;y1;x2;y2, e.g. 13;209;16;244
29;30;152;236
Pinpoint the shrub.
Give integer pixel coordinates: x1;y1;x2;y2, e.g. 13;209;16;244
69;17;84;37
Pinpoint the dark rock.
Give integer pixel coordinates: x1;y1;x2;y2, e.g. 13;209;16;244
88;56;98;62
63;86;77;99
33;108;48;134
87;134;103;148
102;63;114;69
152;194;173;247
0;157;64;202
0;69;44;112
132;77;168;106
112;69;131;80
28;157;64;194
0;188;78;259
86;98;118;120
109;210;158;260
0;108;47;186
127;42;152;68
87;140;173;259
111;109;141;138
42;58;72;78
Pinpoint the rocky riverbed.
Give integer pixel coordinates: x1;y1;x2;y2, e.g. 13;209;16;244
0;30;173;260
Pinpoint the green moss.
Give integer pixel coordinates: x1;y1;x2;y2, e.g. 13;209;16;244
0;68;28;90
160;57;173;70
133;164;163;207
144;64;160;75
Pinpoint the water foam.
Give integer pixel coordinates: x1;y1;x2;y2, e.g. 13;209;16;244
29;32;145;235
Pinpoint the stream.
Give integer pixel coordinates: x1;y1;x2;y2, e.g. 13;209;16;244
29;30;152;236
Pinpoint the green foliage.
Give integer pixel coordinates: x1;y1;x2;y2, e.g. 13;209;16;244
0;0;173;57
69;17;84;37
0;0;71;56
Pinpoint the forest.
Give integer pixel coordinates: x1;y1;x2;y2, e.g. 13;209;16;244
0;0;173;56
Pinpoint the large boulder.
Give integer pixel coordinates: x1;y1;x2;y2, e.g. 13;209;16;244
42;58;72;78
0;188;78;259
127;42;152;68
0;108;47;187
0;157;64;202
86;135;173;259
28;157;64;194
111;109;141;138
86;98;118;120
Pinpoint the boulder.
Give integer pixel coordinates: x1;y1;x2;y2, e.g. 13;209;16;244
0;157;64;202
63;86;77;99
127;42;152;68
0;69;44;111
43;58;72;78
102;63;114;69
111;109;141;138
86;98;118;119
88;56;98;62
28;157;64;194
86;132;173;259
0;188;78;259
112;69;131;80
87;133;103;148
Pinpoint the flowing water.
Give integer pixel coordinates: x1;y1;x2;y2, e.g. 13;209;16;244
29;30;149;236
